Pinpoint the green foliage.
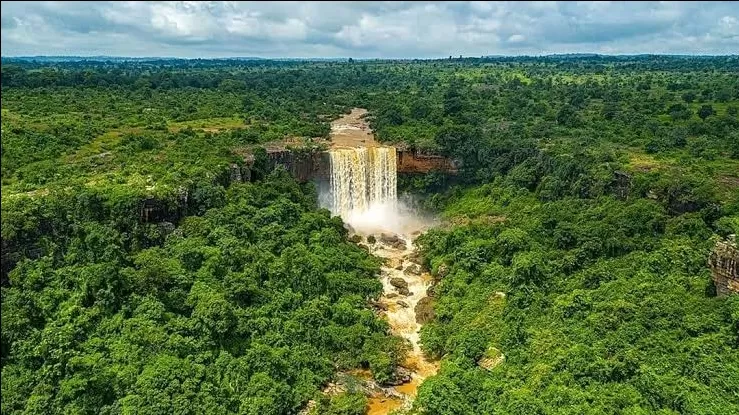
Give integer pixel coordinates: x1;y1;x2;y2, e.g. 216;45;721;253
698;104;715;121
310;393;367;415
413;181;738;414
3;55;739;415
1;172;398;414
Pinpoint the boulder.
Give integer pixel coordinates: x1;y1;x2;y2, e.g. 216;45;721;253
391;239;407;250
229;163;243;183
370;300;388;311
435;263;450;278
415;297;435;324
389;277;408;290
397;300;409;308
348;234;362;244
404;264;423;275
366;234;377;244
405;251;423;265
390;277;411;295
384;367;413;386
478;347;505;371
708;235;739;297
380;233;399;244
426;285;436;298
385;292;399;299
158;221;176;236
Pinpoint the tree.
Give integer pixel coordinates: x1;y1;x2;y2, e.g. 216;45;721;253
698;104;715;121
715;88;732;103
443;90;464;117
668;103;691;121
556;104;580;127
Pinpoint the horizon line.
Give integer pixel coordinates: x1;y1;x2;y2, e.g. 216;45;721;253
2;53;738;61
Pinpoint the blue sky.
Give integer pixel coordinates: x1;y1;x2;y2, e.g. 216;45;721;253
1;1;737;58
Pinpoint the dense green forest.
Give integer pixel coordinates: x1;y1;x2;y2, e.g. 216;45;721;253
2;55;739;414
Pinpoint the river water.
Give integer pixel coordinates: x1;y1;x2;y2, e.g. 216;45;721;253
365;232;438;414
322;109;438;414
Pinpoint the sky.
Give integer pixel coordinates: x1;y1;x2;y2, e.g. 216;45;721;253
1;1;738;58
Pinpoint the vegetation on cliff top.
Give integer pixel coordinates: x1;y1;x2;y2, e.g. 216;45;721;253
2;55;739;414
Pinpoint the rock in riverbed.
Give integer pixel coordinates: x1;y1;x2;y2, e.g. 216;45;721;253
389;277;408;290
391;239;407;250
426;285;436;298
380;233;399;244
405;251;423;265
415;297;435;324
385;367;413;386
404;264;423;275
369;300;388;311
389;276;410;296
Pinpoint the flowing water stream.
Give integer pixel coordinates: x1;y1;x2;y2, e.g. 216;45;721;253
325;143;438;414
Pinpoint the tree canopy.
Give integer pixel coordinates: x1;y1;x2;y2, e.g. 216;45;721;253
2;55;738;414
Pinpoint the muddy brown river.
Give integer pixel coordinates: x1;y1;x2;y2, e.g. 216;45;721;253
364;231;438;414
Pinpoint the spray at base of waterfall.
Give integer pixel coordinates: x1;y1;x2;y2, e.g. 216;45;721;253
342;198;436;239
321;146;435;238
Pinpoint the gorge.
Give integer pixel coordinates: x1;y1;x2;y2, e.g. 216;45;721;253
319;112;438;414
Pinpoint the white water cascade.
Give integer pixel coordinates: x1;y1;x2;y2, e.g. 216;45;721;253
327;146;399;233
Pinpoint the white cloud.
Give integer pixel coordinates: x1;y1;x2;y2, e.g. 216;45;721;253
0;1;737;57
717;15;739;38
149;3;219;39
508;34;525;43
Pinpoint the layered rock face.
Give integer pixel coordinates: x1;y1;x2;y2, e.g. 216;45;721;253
396;150;457;174
709;235;738;297
259;148;456;183
265;149;330;183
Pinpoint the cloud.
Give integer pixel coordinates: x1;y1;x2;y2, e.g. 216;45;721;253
1;1;737;58
507;34;525;43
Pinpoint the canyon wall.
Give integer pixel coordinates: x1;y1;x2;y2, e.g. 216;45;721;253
265;149;330;183
709;235;738;296
261;148;456;184
396;150;458;174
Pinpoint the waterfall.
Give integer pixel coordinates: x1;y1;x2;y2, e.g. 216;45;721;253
328;146;397;218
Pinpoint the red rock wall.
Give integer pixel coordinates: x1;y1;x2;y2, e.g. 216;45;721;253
396;150;457;174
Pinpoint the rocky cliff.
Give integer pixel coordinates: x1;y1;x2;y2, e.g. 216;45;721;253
258;148;456;183
265;149;330;183
396;150;457;174
708;235;738;296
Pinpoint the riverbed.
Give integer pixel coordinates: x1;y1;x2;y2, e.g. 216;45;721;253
362;230;439;414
